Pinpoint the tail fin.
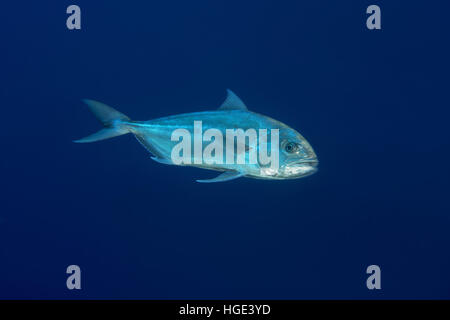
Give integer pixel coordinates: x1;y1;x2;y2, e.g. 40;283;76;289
74;99;131;143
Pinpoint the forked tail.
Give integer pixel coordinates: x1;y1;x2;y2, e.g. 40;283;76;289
74;99;131;143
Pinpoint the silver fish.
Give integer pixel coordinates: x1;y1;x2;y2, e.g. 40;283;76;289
74;90;318;182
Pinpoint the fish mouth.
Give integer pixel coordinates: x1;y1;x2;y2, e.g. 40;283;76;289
282;158;318;178
288;158;319;167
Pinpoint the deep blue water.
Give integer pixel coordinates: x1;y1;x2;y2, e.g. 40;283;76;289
1;1;449;299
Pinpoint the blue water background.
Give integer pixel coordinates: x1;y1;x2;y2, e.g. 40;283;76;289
1;1;449;298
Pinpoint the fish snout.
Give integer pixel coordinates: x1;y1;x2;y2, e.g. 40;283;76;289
282;157;318;178
288;157;318;167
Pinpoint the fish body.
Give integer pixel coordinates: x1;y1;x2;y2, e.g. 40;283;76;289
75;90;318;182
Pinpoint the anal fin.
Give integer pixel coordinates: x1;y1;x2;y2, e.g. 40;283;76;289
151;157;174;165
196;171;244;183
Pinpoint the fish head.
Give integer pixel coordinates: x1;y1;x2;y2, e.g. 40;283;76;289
275;127;318;179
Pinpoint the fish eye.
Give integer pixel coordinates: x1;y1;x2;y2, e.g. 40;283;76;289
285;142;298;153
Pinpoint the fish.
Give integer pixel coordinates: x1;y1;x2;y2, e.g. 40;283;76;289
74;89;318;183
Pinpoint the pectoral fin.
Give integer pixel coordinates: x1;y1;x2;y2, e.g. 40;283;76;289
196;171;244;183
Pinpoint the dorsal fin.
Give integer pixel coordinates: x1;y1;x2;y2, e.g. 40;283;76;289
218;89;248;111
